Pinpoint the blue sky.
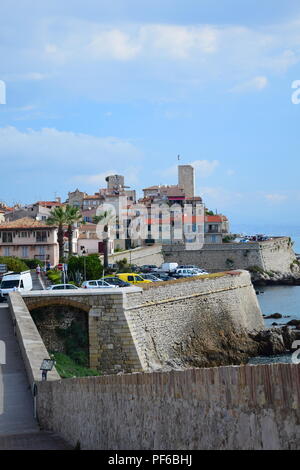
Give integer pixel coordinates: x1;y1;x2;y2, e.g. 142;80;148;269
1;0;300;226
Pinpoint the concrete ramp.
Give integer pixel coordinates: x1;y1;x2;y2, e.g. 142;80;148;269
0;304;38;436
0;303;71;449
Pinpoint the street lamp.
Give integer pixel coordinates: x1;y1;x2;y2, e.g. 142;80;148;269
40;358;55;381
81;247;88;281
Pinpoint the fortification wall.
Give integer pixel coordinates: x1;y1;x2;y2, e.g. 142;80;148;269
22;271;264;375
36;363;300;450
162;237;297;273
108;244;164;267
123;270;263;371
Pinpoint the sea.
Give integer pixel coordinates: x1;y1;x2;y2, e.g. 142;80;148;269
230;223;300;365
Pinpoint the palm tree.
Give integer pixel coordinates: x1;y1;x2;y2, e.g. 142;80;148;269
65;205;83;258
47;206;67;262
93;210;115;269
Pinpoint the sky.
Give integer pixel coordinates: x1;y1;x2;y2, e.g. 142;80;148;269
1;0;300;227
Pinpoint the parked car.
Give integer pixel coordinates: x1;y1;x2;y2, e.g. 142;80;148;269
116;273;152;285
46;284;79;290
139;273;161;282
102;276;131;287
177;265;199;270
81;280;117;289
191;269;209;275
174;268;196;278
140;265;158;273
154;272;174;282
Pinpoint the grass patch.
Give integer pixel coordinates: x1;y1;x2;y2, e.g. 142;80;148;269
141;271;239;290
51;352;100;379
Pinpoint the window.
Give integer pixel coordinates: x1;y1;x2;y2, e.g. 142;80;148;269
36;231;47;242
22;246;29;258
4;247;10;256
2;232;12;243
38;246;46;256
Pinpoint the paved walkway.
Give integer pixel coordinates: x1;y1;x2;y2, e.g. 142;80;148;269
0;431;73;450
0;304;71;450
31;270;45;290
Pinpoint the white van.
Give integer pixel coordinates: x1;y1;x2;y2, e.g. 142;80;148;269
0;270;32;301
160;262;178;273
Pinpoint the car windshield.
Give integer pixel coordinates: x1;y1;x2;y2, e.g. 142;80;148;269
0;280;19;288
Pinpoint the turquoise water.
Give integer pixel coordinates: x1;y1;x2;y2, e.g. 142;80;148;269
229;224;300;364
247;285;300;364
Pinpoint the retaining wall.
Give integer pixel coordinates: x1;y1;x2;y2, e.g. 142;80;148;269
36;363;300;450
8;292;60;384
162;237;297;273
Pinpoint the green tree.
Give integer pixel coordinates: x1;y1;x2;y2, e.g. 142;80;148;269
0;256;28;273
47;206;67;262
65;205;83;258
68;254;103;281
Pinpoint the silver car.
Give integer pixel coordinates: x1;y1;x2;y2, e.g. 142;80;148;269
81;280;118;289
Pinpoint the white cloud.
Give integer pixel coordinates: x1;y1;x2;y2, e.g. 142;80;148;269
88;29;141;61
191;159;219;178
0;126;142;190
1;15;300;101
139;24;218;59
160;159;219;180
264;193;288;202
229;76;268;93
226;169;235;176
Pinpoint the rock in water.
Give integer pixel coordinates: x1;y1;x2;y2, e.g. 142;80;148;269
265;313;283;319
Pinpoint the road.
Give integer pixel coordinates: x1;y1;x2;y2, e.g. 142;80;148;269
0;273;71;449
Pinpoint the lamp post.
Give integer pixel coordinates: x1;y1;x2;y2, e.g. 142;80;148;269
81;247;87;281
40;358;55;381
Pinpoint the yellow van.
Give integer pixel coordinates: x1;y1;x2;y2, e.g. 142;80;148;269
116;273;152;284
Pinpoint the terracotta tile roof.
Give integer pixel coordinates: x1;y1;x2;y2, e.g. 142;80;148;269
0;217;57;229
143;185;160;191
83;194;102;200
36;201;64;207
205;215;223;223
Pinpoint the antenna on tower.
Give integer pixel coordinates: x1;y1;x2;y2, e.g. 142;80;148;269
177;154;180;161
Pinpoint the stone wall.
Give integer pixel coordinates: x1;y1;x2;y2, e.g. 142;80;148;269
8;292;60;384
162;237;297;273
123;270;264;371
108;244;164;267
22;272;264;375
36;363;300;450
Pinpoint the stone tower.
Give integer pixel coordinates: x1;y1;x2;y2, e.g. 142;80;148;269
178;165;195;198
105;175;125;190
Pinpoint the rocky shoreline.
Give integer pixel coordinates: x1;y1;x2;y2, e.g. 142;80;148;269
250;270;300;286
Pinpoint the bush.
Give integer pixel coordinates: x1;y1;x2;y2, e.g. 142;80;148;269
223;235;235;243
247;265;265;274
21;258;45;269
56;320;89;366
68;254;103;281
115;258;134;273
0;256;28;272
47;269;62;285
